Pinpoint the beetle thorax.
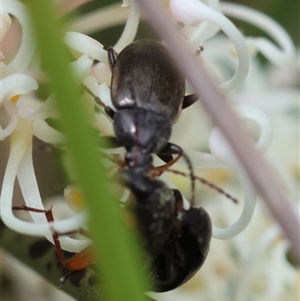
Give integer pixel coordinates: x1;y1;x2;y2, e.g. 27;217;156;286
113;108;172;156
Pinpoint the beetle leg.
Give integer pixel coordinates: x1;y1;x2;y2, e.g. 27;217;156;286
108;46;118;71
12;205;94;286
174;190;212;259
156;153;173;164
182;93;198;109
173;189;184;212
156;143;182;166
155;143;195;205
150;234;187;291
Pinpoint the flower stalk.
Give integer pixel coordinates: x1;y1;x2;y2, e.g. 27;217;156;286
135;0;300;262
22;0;150;300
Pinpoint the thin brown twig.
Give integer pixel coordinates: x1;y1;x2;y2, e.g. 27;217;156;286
135;0;299;261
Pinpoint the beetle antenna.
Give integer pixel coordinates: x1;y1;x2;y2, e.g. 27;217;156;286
167;169;238;204
83;85;107;108
180;153;196;206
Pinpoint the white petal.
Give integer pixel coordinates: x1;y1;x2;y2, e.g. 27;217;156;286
0;113;18;140
170;0;249;92
0;119;88;252
94;112;114;135
17;145;89;252
182;148;228;169
221;2;295;65
69;54;93;83
64;31;108;64
209;128;258;239
114;0;139;52
83;75;101;98
24;95;56;120
83;77;115;110
0;74;38;103
0;120;36;234
91;62;111;86
234;105;273;154
69;4;128;35
209;128;235;163
170;0;209;26
32;120;65;144
0;13;12;42
2;0;36;74
98;83;114;109
187;21;220;46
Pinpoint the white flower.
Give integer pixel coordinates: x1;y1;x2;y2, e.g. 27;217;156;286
0;0;93;252
0;0;138;253
1;1;298;300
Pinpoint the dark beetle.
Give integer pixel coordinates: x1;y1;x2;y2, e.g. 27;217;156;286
13;173;212;293
120;169;175;257
150;189;212;292
104;40;210;291
120;169;212;292
95;39;211;291
102;39;198;174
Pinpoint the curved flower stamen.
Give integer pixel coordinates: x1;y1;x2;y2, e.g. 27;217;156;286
221;2;295;65
1;74;38;138
32;120;65;144
1;113;18;140
69;54;94;83
208;105;273;239
170;0;249;92
25;94;56;120
2;0;36;75
186;0;221;44
1;74;38;105
182;149;228;169
0;73;62;145
69;4;128;36
212;159;257;239
64;31;108;63
0;12;12;43
187;20;220;46
17;143;89;252
91;62;111;86
83;76;114;110
0;119;89;252
233;105;273;154
114;0;140;52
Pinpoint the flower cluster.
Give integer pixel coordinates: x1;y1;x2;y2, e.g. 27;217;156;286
0;0;298;300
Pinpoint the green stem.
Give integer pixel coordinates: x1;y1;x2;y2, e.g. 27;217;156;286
22;1;150;300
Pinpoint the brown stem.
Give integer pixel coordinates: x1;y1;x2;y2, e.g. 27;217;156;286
135;0;299;262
